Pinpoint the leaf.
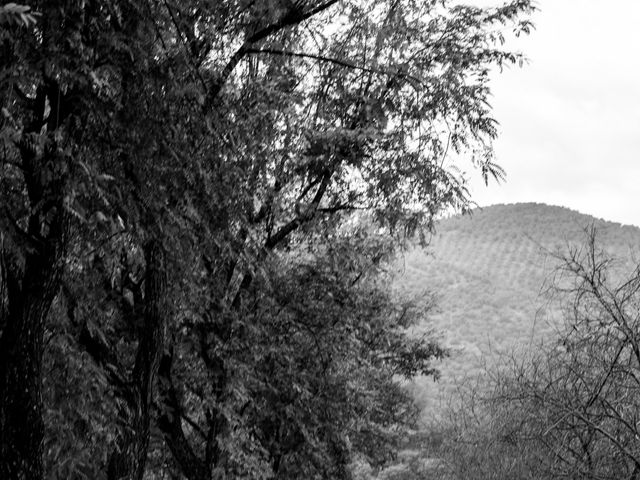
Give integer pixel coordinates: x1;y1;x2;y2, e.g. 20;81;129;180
0;3;40;27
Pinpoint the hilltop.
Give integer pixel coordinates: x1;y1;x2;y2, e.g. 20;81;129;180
398;203;640;417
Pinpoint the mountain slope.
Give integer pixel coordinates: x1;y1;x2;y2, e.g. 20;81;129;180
399;203;640;416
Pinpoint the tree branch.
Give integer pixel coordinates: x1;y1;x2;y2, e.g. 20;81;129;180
246;0;340;45
157;352;210;480
246;47;424;85
203;0;340;111
264;171;331;250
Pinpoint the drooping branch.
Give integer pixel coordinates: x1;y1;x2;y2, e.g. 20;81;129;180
245;47;424;85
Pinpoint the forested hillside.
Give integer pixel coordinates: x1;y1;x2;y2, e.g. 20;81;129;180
400;203;640;414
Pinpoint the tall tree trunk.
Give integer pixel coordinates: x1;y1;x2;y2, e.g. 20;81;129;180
108;239;167;480
0;111;70;479
0;200;68;479
157;351;212;480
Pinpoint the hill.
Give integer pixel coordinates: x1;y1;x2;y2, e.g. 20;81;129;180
398;203;640;418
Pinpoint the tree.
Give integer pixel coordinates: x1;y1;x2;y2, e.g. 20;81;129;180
0;0;535;478
420;364;550;480
201;223;446;479
505;227;640;480
430;227;640;480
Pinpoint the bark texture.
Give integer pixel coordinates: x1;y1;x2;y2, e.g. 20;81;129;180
0;134;69;479
107;239;167;480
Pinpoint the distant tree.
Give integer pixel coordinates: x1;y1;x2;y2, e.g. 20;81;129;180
430;227;640;480
507;227;640;480
421;368;550;480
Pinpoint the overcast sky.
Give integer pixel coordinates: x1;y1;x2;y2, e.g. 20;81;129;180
464;0;640;227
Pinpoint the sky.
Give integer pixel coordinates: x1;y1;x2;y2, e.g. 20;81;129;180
463;0;640;227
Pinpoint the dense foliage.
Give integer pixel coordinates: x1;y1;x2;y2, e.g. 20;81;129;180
0;1;534;478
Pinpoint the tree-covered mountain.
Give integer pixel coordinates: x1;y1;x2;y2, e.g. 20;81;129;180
399;203;640;416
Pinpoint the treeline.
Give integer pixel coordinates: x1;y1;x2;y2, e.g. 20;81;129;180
0;1;534;479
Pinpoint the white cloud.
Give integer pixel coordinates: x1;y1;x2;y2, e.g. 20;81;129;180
464;0;640;226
